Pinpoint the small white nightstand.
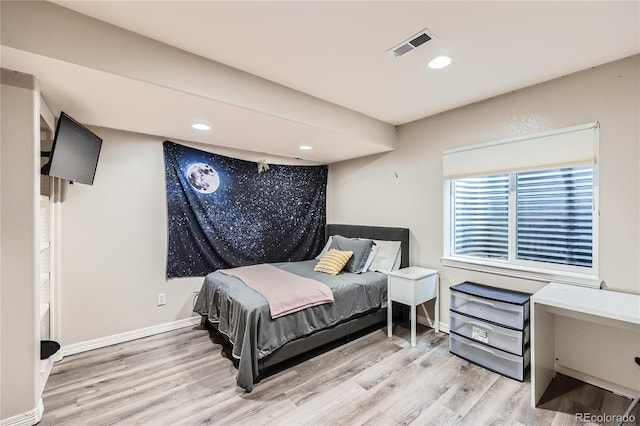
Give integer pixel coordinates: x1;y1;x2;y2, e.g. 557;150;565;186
387;266;439;347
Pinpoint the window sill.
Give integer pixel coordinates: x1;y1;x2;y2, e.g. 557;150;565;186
440;256;602;288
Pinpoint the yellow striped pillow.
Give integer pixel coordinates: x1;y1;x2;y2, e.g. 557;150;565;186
314;249;353;275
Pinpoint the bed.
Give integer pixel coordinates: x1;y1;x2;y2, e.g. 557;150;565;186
193;224;409;391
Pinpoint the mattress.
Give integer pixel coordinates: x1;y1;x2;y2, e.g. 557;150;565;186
193;259;387;391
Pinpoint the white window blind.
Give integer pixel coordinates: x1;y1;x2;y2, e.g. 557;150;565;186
516;166;593;267
443;123;599;179
454;174;509;259
451;166;594;270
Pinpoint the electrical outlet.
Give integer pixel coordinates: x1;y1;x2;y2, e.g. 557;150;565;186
157;293;166;306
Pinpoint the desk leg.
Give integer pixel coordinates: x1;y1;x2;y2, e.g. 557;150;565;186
411;304;417;347
531;301;555;407
387;297;392;338
435;276;440;333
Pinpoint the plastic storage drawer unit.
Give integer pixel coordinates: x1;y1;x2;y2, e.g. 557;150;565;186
449;311;530;356
449;281;531;382
450;333;530;381
450;282;530;330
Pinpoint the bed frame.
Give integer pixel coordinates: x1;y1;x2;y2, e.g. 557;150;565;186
208;224;410;379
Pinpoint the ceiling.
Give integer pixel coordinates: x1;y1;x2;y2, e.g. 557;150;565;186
2;1;639;163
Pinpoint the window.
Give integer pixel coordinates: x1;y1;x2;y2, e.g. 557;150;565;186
451;166;594;272
454;174;509;260
515;166;593;268
442;123;600;287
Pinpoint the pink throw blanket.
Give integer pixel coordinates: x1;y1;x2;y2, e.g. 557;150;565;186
220;264;334;319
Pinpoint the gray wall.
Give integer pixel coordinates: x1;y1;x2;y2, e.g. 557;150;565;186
327;55;640;391
61;56;640;350
57;128;314;346
328;55;640;314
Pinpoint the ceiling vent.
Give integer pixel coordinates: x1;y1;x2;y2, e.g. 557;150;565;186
388;28;434;58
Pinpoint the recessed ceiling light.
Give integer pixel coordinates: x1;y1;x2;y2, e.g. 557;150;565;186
299;145;313;150
428;55;452;69
191;123;211;131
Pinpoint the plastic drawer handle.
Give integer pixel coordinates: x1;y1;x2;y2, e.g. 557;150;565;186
473;299;495;307
470;343;495;354
470;320;493;330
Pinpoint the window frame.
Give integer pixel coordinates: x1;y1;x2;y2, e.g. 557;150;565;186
442;165;601;288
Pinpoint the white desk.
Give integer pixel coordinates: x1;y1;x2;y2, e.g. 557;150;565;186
387;267;439;347
531;282;640;407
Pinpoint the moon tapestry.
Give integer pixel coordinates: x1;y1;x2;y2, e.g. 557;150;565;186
163;141;328;278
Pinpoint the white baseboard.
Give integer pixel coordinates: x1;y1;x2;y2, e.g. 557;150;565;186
555;364;638;399
416;316;450;334
0;399;43;426
63;316;202;356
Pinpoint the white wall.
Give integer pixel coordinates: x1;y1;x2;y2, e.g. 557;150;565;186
0;70;40;421
58;128;315;347
328;55;640;390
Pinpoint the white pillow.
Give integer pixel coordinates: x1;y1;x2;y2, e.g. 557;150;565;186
368;240;401;274
315;236;333;260
362;242;380;272
392;249;402;271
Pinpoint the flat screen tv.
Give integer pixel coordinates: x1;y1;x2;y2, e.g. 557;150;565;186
41;112;102;185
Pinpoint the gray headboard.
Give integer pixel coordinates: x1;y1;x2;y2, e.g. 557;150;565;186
325;224;410;268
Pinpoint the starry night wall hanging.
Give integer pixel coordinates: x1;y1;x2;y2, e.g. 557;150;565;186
163;141;328;278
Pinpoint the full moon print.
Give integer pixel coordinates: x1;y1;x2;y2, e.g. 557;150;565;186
186;163;220;194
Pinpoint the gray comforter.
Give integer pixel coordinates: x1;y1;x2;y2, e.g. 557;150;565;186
193;259;387;391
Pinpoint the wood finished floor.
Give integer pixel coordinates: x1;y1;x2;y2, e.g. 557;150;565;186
40;323;638;426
